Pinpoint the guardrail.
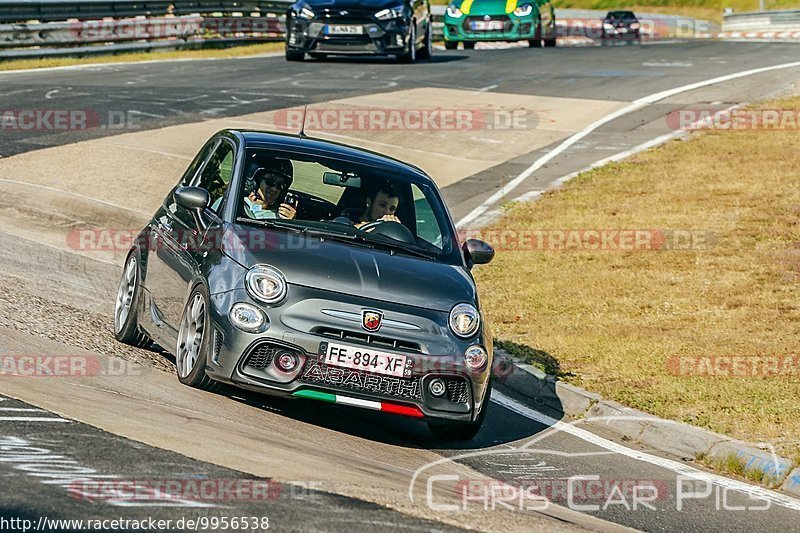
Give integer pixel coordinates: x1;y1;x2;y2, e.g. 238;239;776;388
0;2;718;60
0;0;291;23
722;9;800;32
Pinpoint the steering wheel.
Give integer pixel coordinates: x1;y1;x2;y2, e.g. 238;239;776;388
358;220;416;244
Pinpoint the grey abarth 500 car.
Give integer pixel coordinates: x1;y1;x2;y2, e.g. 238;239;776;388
114;129;495;439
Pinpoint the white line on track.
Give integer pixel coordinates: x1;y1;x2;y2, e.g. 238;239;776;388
491;390;800;512
0;52;284;77
0;417;70;422
456;59;800;228
0;408;46;412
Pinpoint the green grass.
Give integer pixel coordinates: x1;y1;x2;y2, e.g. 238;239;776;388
475;96;800;460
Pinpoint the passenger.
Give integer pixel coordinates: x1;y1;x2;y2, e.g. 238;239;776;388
244;161;298;220
355;182;401;228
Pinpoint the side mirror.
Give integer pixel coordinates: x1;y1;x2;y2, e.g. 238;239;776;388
463;239;494;268
174;186;211;231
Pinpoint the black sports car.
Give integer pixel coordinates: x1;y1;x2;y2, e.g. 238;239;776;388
601;10;641;42
285;0;433;62
114;129;496;439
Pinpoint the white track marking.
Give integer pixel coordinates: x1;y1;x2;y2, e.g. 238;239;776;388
470;102;740;228
0;408;47;412
0;52;284;77
456;60;800;228
0;417;70;422
491;390;800;511
0;178;147;214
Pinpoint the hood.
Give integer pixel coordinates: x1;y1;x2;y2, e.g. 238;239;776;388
452;0;539;17
222;225;476;312
302;0;401;10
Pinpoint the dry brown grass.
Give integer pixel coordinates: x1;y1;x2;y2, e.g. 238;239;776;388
475;97;800;459
0;42;284;72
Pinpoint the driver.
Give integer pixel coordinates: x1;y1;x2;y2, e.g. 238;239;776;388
355;182;401;229
244;160;298;220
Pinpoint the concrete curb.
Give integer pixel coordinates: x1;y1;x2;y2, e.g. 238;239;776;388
492;350;799;495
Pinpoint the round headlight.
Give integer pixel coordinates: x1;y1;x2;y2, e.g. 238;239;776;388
446;5;463;18
464;345;488;371
449;303;480;338
229;303;267;333
245;265;287;304
513;4;532;17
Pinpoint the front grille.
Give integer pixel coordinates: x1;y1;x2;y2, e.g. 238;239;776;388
243;343;279;370
314;327;422;353
302;361;422;400
445;378;470;404
463;16;512;33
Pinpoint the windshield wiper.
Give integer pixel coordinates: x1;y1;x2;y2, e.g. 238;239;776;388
236;217;302;233
357;236;436;260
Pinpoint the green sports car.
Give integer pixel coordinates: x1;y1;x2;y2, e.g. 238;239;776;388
443;0;556;48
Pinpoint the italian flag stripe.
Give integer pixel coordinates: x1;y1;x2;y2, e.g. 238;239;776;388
293;389;423;418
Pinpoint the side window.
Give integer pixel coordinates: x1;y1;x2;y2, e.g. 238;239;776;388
411;184;443;249
180;140;217;186
197;141;235;214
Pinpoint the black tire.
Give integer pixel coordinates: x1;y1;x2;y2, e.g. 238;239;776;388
444;40;458;50
428;378;492;440
528;22;542;47
418;22;433;59
285;48;305;61
176;285;220;392
113;251;152;349
463;41;475;50
398;23;417;63
544;37;557;47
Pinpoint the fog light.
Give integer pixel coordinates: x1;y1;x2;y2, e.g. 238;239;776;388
464;345;488;371
429;378;446;397
396;34;403;46
229;303;266;333
275;351;300;373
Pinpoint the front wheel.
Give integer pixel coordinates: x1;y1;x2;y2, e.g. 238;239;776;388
114;252;152;348
428;378;492;440
444;40;458;50
463;41;475;50
176;287;220;392
418;22;433;59
285;48;305;61
544;37;557;47
398;24;417;63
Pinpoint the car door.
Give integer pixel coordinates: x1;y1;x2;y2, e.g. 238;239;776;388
146;138;235;341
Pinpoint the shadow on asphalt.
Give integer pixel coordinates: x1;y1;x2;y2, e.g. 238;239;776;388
307;54;468;64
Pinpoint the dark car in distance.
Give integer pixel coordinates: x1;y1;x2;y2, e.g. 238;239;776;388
601;10;641;42
114;129;496;439
285;0;433;61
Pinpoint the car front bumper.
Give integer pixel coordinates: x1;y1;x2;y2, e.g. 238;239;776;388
443;13;538;42
205;286;493;423
286;16;410;56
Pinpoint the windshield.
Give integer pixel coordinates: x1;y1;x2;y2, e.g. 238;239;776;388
234;147;462;264
607;11;636;19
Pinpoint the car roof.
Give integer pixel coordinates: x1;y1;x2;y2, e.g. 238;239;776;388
606;10;636;17
231;129;432;183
